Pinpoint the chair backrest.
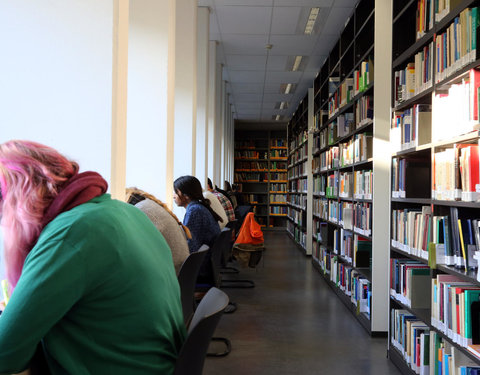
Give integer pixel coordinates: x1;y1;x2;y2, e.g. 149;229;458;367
209;228;231;287
174;287;229;375
177;245;209;325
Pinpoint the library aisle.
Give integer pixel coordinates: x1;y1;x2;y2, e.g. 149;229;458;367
204;232;400;375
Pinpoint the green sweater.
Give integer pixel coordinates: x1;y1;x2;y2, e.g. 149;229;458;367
0;194;186;374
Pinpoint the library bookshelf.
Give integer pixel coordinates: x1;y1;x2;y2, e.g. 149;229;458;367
234;129;288;230
388;0;480;373
286;0;391;336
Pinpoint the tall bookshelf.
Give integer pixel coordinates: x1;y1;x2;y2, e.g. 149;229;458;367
234;129;288;229
388;0;480;373
287;96;309;250
287;0;391;336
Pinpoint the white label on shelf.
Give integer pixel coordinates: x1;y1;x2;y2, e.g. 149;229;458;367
421;250;428;260
399;190;406;198
392;191;399;198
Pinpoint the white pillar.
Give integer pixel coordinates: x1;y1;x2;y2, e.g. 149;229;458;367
372;0;392;333
126;0;175;204
174;0;197;179
111;0;129;200
213;62;223;187
207;41;217;184
0;0;116;187
196;7;210;189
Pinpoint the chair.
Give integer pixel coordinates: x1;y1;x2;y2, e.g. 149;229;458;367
173;287;229;375
221;220;239;274
177;245;209;326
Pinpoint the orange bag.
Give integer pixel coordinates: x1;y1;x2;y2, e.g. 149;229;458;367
234;212;264;245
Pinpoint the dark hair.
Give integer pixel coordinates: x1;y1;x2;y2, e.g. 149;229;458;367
207;178;213;190
174;176;223;223
224;181;232;192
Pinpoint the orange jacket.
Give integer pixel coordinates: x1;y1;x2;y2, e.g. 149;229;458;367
234;212;264;245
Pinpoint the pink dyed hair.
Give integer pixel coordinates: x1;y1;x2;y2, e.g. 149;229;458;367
0;140;78;287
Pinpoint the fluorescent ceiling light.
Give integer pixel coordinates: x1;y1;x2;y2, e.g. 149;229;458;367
279;102;287;110
275;115;281;121
292;56;303;71
304;7;320;35
285;83;293;94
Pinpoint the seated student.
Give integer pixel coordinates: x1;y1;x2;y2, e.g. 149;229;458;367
224;180;238;209
125;187;190;274
207;178;235;223
203;189;228;230
173;176;221;254
0;140;185;375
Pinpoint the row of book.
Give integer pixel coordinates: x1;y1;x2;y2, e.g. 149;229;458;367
434;7;479;84
432;69;480;142
234;172;268;182
390;258;430;309
270;206;287;215
313;127;328;152
287;221;307;249
270;139;286;148
270;149;288;159
336;113;355;138
337;201;372;235
416;0;433;40
270;183;287;192
288;194;307;208
392;308;480;375
235;161;268;171
270;161;287;170
313;175;326;196
288;164;306;179
288;206;306;227
270;172;287;181
391;205;480;269
355;95;374;127
234;151;268;159
289;178;307;193
270;194;287;203
252;206;267;216
326;172;338;198
289;143;308;165
313;198;328;220
433;143;479;202
391;104;432;152
326;58;374;119
289;130;307;152
334;230;372;268
317;147;339;172
391;156;430;199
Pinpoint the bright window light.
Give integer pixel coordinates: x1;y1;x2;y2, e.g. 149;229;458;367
304;7;320;35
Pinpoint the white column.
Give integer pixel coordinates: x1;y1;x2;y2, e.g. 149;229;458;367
306;88;314;256
0;0;116;186
196;7;210;189
372;0;392;333
173;0;197;181
126;0;176;206
207;41;218;184
222;92;230;184
111;0;129;200
213;63;223;187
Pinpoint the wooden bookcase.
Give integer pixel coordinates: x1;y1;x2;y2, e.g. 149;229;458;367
234;129;288;229
287;0;391;336
388;0;480;373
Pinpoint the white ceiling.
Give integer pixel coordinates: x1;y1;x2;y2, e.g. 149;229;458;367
198;0;358;122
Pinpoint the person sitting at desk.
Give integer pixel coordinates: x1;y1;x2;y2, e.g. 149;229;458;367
0;140;185;375
125;187;190;274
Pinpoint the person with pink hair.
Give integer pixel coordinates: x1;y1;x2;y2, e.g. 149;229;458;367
0;140;185;374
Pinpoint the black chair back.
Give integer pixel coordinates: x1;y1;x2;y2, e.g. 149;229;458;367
173;287;229;375
209;228;231;287
177;245;209;325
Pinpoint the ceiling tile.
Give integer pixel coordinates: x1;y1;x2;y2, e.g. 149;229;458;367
228;70;265;83
234;93;264;102
226;55;267;70
312;33;338;55
305;54;327;71
271;7;302;35
215;6;272;35
333;0;358;7
262;92;294;102
221;34;269;55
268;35;317;55
273;0;333;6
237;108;261;115
265;71;303;83
214;0;273;5
321;6;353;35
266;55;289;71
230;82;264;93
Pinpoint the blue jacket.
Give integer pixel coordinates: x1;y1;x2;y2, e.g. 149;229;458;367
183;201;220;253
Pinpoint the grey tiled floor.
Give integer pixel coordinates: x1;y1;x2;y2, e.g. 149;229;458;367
203;231;401;375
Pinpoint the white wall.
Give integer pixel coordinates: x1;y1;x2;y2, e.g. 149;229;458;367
0;0;114;182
